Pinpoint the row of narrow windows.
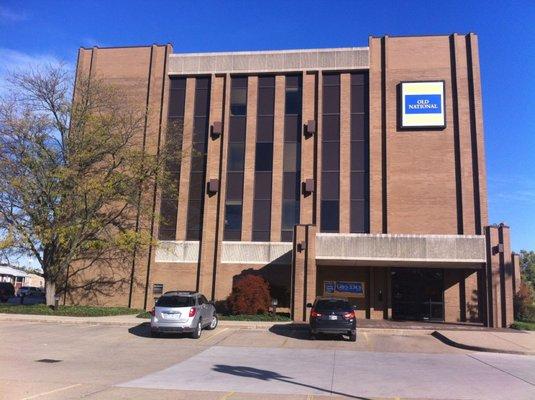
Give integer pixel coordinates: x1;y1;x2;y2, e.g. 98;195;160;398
158;73;369;242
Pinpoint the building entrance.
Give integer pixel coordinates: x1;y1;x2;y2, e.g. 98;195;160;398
391;268;444;321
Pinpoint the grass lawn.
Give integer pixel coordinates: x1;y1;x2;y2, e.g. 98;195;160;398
136;311;291;321
511;320;535;331
0;304;143;317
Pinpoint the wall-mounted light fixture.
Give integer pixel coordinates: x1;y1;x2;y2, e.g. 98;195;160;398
305;120;316;137
211;121;222;138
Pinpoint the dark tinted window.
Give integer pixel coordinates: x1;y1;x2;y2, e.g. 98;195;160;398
231;77;247;116
186;77;210;241
285;86;301;115
320;200;339;232
315;299;351;312
350;72;370;233
156;296;195;307
158;77;186;240
228;143;245;171
224;203;242;231
255;143;273;171
281;75;302;241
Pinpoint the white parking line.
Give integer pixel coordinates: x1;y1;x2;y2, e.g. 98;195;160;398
22;383;82;399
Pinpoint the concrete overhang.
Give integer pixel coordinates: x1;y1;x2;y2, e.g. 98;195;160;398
316;233;486;269
168;47;369;75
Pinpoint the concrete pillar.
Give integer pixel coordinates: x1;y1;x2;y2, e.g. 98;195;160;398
300;72;316;225
291;224;317;322
369;268;386;320
485;225;501;327
198;75;225;299
498;224;514;327
512;252;521;295
241;76;258;241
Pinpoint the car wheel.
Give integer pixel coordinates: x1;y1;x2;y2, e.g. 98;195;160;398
350;331;357;342
207;314;218;330
150;330;160;338
191;320;202;339
309;331;316;340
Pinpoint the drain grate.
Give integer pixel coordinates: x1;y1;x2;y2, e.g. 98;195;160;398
36;359;62;363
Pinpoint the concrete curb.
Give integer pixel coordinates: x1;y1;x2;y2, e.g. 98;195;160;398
431;331;535;356
0;314;433;335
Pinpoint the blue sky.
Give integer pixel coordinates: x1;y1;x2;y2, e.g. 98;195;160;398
0;0;534;251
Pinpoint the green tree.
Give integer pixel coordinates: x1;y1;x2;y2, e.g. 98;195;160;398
0;66;178;306
520;250;535;291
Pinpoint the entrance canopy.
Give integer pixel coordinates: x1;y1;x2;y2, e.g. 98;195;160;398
315;233;486;269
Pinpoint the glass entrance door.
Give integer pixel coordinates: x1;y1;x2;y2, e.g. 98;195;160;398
391;268;444;321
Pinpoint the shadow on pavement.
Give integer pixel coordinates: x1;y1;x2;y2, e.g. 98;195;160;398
127;322;192;339
269;323;352;341
212;364;371;399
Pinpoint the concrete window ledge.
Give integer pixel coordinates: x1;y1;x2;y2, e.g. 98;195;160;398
155;241;200;263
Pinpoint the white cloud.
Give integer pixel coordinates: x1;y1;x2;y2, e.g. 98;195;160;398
0;5;28;22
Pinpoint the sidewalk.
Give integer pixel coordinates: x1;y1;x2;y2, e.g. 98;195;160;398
432;329;535;355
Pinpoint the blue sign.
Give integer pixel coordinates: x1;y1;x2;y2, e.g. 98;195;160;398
324;280;364;297
336;281;364;294
404;94;442;114
324;281;335;294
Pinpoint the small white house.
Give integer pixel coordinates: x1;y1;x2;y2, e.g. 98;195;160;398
0;265;29;291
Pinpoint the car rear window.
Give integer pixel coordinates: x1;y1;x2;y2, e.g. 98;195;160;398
315;299;351;312
156;296;195;307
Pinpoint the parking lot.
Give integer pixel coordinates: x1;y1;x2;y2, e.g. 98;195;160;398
1;321;534;399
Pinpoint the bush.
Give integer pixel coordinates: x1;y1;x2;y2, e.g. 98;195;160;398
514;281;535;322
226;274;271;315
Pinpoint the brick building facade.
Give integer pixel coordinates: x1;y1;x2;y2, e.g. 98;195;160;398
72;34;520;327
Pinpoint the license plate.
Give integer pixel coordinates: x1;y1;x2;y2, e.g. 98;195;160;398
328;315;338;320
163;313;180;320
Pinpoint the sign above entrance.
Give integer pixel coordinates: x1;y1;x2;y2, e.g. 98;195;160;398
324;281;365;298
399;81;445;129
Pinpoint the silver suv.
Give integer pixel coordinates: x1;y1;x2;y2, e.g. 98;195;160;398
150;291;218;338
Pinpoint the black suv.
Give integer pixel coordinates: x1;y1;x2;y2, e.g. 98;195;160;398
307;297;357;341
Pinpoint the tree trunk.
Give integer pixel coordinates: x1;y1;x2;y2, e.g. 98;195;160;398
45;280;56;306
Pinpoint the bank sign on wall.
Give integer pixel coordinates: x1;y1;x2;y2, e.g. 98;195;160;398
400;81;445;129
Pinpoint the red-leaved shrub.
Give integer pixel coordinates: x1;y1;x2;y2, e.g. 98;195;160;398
226;274;271;315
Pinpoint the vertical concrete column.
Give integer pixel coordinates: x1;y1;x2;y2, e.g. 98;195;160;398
291;225;307;322
304;224;317;322
444;269;461;323
300;72;316;225
368;36;385;234
385;267;392;319
512;252;521;294
315;73;323;230
213;74;232;301
369;268;386;320
198;75;225;299
498;224;514;327
339;73;351;233
175;78;196;240
485;225;502;327
138;45;171;309
270;75;285;241
467;33;489;231
464;270;479;322
241;76;258;241
452;34;476;234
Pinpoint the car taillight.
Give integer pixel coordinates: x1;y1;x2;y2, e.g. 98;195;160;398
149;308;155;316
189;307;196;317
343;311;355;320
311;310;322;318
